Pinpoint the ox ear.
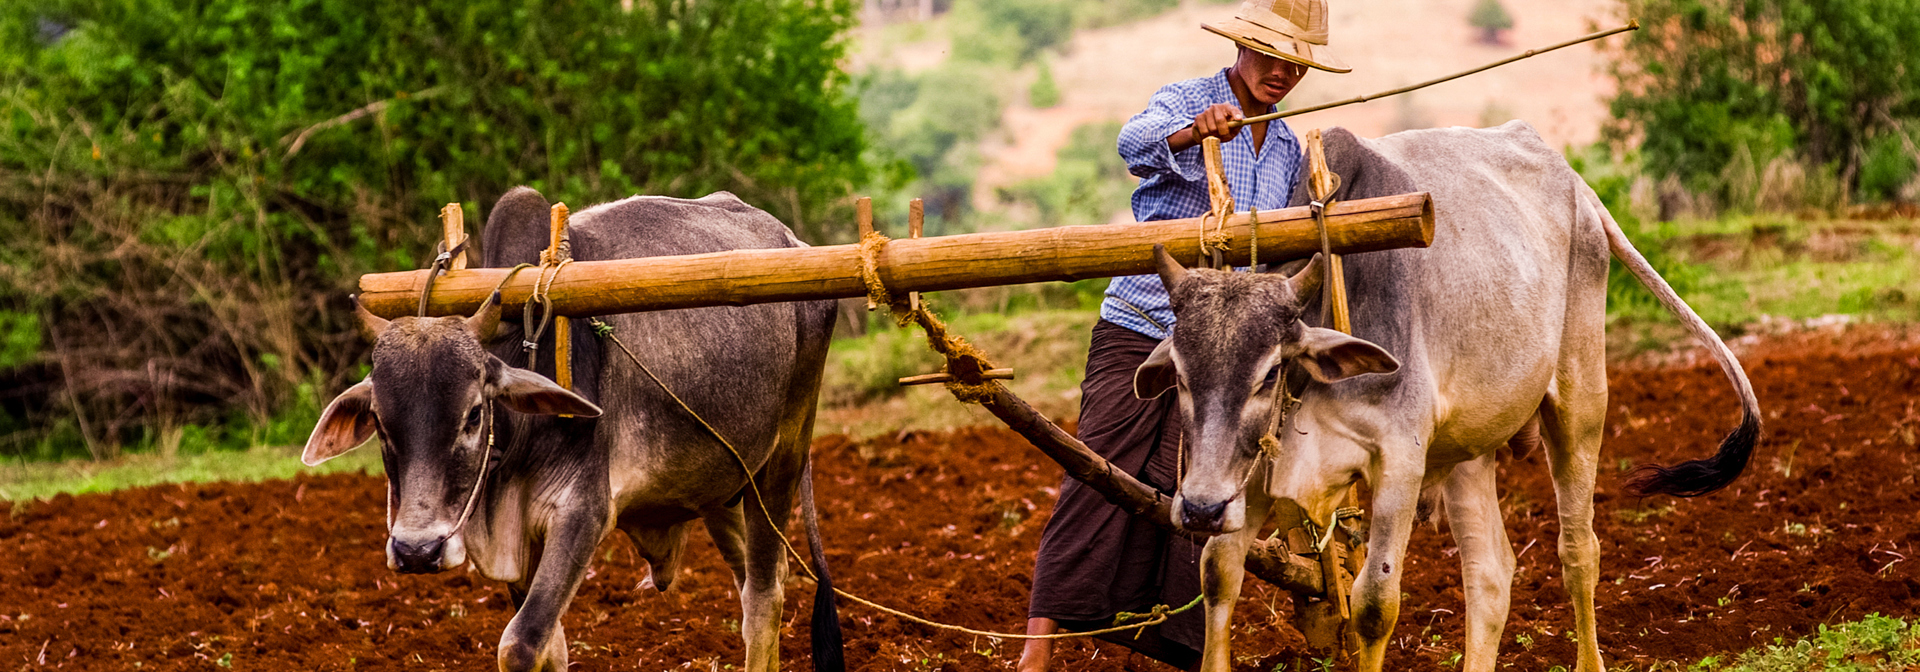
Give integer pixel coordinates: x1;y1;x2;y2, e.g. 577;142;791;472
352;296;390;342
494;365;603;417
1290;326;1400;384
1133;338;1179;399
303;380;378;466
467;291;503;341
1152;244;1189;293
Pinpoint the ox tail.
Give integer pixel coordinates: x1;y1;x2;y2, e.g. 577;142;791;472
799;459;846;671
1583;183;1763;497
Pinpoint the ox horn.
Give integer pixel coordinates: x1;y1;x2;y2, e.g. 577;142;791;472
352;295;390;341
467;291;504;340
1152;244;1189;291
1286;254;1325;304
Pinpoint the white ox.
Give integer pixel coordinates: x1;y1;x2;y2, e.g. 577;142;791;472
1133;122;1760;672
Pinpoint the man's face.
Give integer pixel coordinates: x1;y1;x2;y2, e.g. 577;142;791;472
1235;46;1309;107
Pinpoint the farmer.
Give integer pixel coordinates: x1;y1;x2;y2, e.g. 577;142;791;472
1018;0;1349;669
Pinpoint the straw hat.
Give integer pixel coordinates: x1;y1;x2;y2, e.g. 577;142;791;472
1203;0;1351;74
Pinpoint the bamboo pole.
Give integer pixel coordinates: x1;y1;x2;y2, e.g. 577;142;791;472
359;192;1434;320
1230;21;1639;129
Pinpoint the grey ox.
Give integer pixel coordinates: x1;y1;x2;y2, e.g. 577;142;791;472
1134;122;1760;672
301;188;843;672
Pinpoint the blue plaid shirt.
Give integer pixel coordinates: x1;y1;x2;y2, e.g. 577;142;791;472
1101;68;1303;340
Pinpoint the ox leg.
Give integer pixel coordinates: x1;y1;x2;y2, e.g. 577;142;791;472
498;508;605;672
1197;489;1273;672
1443;454;1514;672
738;470;799;672
704;505;750;586
1352;450;1425;672
1542;393;1607;672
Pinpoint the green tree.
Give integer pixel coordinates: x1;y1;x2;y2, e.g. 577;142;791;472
0;0;870;457
1029;61;1061;108
1469;0;1514;45
1606;0;1920;204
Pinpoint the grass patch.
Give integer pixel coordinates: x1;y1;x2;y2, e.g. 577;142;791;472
0;443;383;502
1690;614;1920;671
1605;215;1920;355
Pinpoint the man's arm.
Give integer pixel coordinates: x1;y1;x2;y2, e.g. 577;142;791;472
1118;84;1245;181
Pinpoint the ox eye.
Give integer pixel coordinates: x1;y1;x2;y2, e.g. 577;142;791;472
1255;365;1281;391
464;405;483;431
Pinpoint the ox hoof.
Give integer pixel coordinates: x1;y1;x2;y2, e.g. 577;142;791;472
498;640;560;672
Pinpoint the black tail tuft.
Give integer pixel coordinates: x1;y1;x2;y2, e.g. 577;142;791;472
1625;412;1762;497
801;461;846;672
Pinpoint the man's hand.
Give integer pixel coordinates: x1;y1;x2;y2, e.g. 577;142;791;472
1193;103;1245;142
1167;103;1244;152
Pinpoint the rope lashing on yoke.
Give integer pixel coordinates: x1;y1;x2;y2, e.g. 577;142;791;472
855;228;1002;405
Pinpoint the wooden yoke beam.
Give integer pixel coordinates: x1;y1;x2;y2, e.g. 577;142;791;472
359;192;1434;320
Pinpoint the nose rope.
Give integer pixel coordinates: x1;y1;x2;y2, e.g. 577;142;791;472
441;402;496;543
386;402;495;548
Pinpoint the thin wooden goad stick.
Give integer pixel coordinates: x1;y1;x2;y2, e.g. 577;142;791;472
1230;20;1640;129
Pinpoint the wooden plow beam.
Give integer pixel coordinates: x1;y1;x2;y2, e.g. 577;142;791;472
357;192;1433;319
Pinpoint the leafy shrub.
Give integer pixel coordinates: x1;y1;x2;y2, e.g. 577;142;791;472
1606;0;1920;205
1859;130;1919;202
1029;61;1061;109
0;0;869;458
1468;0;1514;44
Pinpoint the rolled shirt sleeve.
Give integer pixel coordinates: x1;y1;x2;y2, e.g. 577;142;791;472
1118;84;1209;184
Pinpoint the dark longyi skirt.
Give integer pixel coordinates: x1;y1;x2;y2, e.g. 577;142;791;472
1029;319;1204;668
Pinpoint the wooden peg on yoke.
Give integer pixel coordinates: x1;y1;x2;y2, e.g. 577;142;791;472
908;198;924;313
1201;136;1233;269
440;203;467;271
857;196;882;312
546;203;574;414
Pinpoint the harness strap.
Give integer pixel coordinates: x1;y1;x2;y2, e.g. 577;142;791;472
1303;129;1352;334
416;238;471;318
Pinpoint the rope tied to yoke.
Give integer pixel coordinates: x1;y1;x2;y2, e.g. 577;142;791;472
855;229;1001;404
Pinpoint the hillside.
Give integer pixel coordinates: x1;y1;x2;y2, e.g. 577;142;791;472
857;0;1624;202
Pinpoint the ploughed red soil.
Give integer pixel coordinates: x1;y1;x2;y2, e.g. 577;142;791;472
4;332;1918;671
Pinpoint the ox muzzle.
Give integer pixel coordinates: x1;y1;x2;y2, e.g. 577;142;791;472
386;528;467;574
1173;489;1248;534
